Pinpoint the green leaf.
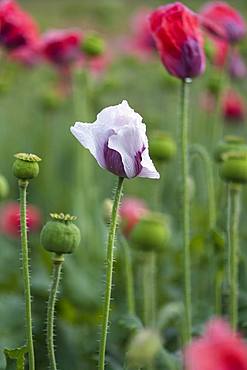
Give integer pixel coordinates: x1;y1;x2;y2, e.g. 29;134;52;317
4;345;27;370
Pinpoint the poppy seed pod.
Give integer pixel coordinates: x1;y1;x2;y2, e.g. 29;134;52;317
82;34;105;57
40;213;81;255
219;151;247;184
0;174;9;200
12;153;41;180
149;131;176;162
126;329;162;368
129;212;170;253
214;136;246;163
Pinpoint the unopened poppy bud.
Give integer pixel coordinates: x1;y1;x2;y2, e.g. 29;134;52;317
0;175;9;200
207;74;222;96
102;198;113;225
219;151;247;184
149;131;176;163
214;136;246;163
40;213;81;255
129;212;170;253
13;153;41;180
126;329;162;368
82;34;105;57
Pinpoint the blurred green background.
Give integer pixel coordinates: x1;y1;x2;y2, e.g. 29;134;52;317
1;1;247;369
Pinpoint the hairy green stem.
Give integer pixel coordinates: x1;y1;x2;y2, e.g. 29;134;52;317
120;236;136;315
180;79;192;343
47;254;64;370
190;144;216;230
228;184;241;330
98;177;124;370
19;180;35;370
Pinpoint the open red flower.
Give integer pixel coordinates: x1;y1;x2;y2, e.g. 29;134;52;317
201;2;246;44
222;89;245;123
0;201;42;237
41;29;82;68
0;0;39;51
185;318;247;370
149;2;205;79
119;198;149;237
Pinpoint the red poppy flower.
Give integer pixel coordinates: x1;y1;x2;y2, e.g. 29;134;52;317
41;29;82;68
185;318;247;370
10;43;41;67
0;201;42;237
222;89;245;123
149;2;205;79
119;198;149;237
0;0;39;51
211;38;229;68
201;2;246;44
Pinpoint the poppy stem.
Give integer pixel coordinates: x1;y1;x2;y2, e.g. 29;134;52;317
190;144;216;230
228;184;241;330
120;236;136;316
19;179;35;370
180;79;192;343
46;254;64;370
99;176;124;370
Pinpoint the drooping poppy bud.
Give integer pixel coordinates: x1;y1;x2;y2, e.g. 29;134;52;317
200;2;246;44
149;2;205;79
70;100;160;179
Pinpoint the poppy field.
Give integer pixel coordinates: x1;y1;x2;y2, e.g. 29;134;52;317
1;0;247;369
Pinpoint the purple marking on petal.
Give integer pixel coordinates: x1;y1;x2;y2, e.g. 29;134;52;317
134;147;145;176
104;142;127;177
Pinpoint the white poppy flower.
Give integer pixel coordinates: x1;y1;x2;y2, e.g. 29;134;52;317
70;100;160;179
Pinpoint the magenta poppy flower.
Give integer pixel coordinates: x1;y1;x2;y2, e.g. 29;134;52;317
0;201;42;237
229;51;247;79
70;100;160;179
149;2;205;79
10;44;41;67
119;198;149;237
185;318;247;370
201;2;246;44
41;29;82;68
0;0;39;51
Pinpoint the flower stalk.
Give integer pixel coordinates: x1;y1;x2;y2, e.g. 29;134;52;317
19;179;35;370
99;176;124;370
180;78;192;343
47;254;64;370
228;184;241;330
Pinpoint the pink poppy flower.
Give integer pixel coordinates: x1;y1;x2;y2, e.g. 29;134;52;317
119;198;149;237
185;318;247;370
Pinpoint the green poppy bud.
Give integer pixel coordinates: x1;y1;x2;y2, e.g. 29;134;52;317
129;213;170;253
126;329;162;368
40;213;81;255
13;153;41;180
219;151;247;184
149;131;177;163
214;136;246;163
207;73;222;96
82;34;105;57
204;37;215;63
0;174;9;200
